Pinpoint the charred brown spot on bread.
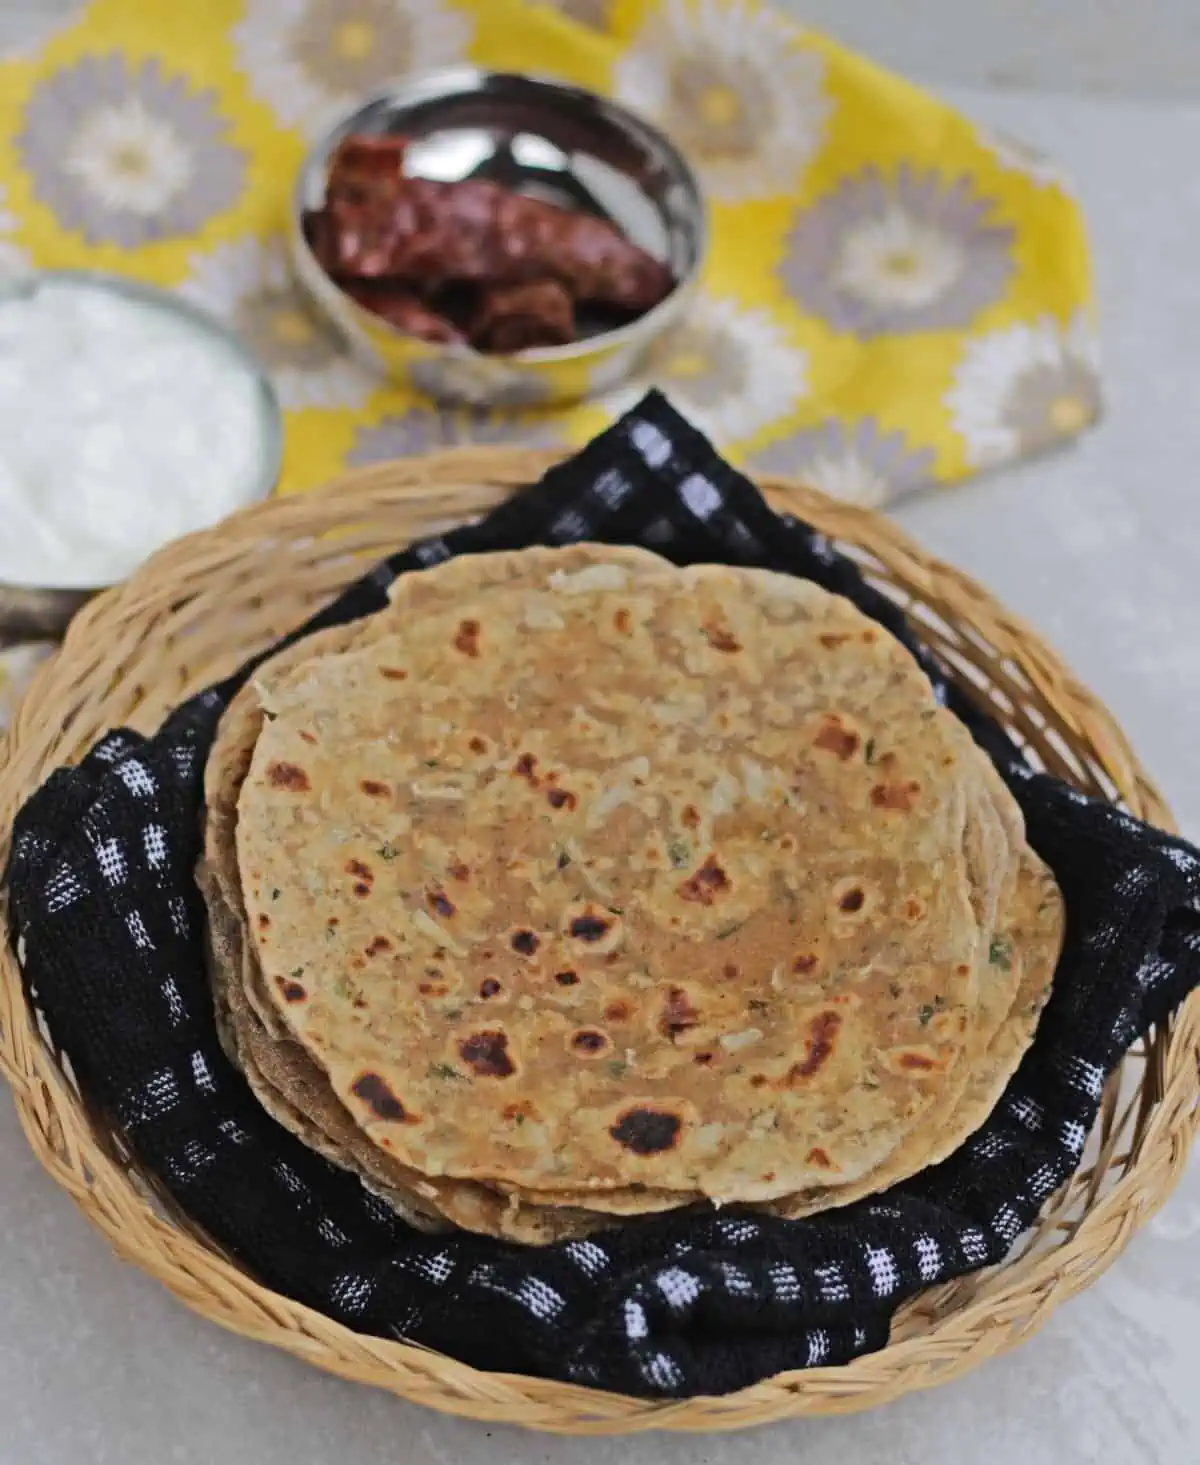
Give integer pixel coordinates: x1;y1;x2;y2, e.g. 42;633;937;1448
349;954;366;971
722;962;740;980
454;618;481;657
678;854;730;905
468;735;487;754
838;886;865;913
298;730;317;745
806;1146;834;1169
749;1073;767;1088
571;1028;609;1056
510;928;540;956
266;761;309;791
479;978;501;999
659;985;699;1040
364;935;392;957
814;716;860;760
819;631;851;649
459;1029;515;1078
703;620;742;653
871;780;922;812
380;666;408;680
275;976;306;1003
604;999;632;1022
906;898;926;922
792;952;819;975
681;804;701;829
360;779;391;798
613;607;632;634
547;787;577;810
609;1107;682;1155
513;752;538;784
427;889;456;918
569;912;612;942
693;1050;714;1066
345;859;373;882
897;1051;938;1071
353;882;371;898
554;969;579;987
789;1010;842;1082
350;1072;411;1122
257;913;270;930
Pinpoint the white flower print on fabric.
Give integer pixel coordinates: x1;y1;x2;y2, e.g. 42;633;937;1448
537;0;613;28
234;0;473;135
749;418;936;507
611;0;829;203
179;237;375;410
347;406;560;465
408;356;552;410
17;55;247;248
782;166;1015;338
947;312;1102;468
599;291;809;446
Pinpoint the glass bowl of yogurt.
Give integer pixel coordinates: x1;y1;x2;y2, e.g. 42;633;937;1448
0;270;282;607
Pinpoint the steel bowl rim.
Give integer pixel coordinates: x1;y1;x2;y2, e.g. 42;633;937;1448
289;66;709;368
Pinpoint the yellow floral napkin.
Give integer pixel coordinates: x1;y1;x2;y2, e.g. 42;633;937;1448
0;0;1098;725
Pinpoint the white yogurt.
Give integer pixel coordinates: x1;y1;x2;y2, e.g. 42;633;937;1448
0;276;276;588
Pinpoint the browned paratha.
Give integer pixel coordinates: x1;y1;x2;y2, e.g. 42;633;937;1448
202;545;686;1241
234;559;1040;1210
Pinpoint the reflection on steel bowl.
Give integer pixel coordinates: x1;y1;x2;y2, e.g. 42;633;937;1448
289;70;707;407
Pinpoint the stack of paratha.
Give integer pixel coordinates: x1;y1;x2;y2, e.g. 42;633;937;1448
198;545;1064;1244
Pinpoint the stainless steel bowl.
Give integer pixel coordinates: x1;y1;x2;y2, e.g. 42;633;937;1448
0;269;283;633
289;69;707;408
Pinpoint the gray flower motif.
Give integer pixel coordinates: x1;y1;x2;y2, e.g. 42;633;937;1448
17;55;247;248
600;291;808;445
408;356;552;410
782;166;1015;338
540;0;613;29
347;408;561;467
748;419;936;508
179;237;373;410
612;0;828;204
948;314;1102;467
234;0;473;134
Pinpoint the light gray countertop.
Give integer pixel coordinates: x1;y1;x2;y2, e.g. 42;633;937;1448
0;8;1197;1461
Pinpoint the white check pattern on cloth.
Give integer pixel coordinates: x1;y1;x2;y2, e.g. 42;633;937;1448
7;392;1200;1399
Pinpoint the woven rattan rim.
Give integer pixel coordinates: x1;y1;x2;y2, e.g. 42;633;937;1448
1;449;1197;1434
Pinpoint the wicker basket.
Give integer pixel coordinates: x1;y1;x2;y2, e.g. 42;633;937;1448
1;449;1197;1434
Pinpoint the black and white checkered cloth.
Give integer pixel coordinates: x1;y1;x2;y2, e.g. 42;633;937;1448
8;393;1200;1398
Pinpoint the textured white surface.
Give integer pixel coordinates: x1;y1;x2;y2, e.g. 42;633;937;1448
0;4;1198;1461
779;0;1200;98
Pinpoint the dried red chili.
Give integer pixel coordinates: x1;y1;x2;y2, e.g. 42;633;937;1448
470;280;575;352
325;133;411;207
305;131;677;353
341;281;465;345
320;175;672;311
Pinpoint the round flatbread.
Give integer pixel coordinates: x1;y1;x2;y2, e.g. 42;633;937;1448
236;560;1029;1206
201;544;684;1241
